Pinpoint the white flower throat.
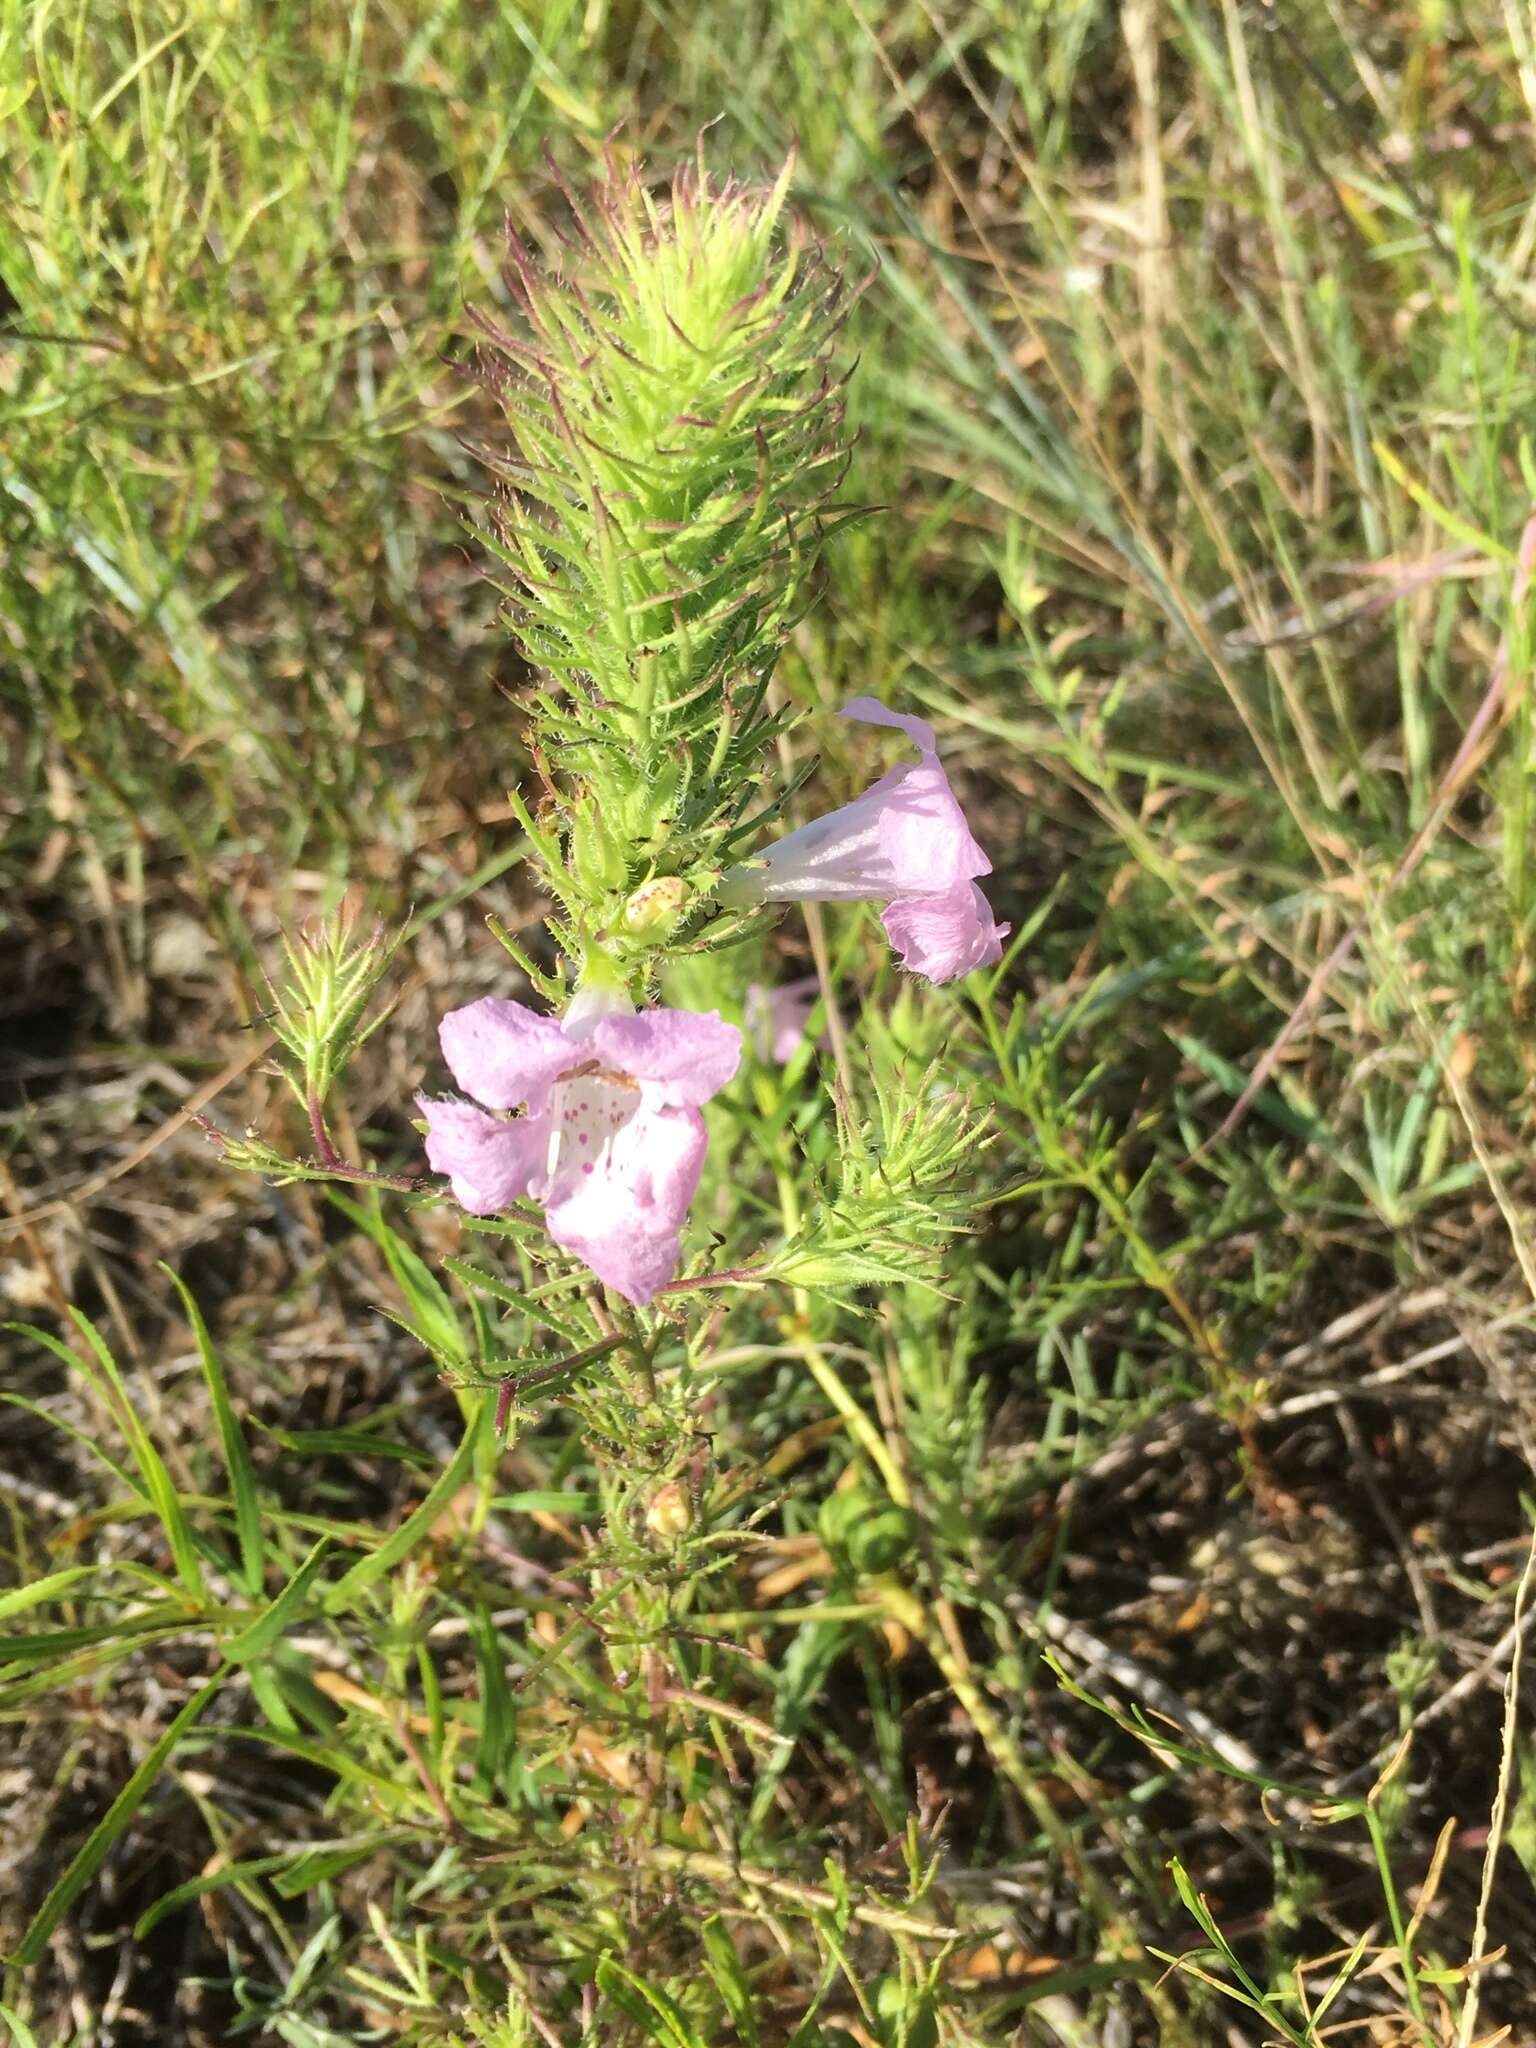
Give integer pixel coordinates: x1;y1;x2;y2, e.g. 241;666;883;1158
543;1063;641;1188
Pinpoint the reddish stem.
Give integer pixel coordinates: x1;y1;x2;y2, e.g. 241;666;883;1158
494;1378;517;1437
654;1265;768;1297
306;1090;426;1193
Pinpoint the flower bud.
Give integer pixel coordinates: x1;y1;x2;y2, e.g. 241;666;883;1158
645;1481;694;1541
619;876;687;940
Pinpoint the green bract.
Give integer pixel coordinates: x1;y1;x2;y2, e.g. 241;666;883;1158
469;151;860;971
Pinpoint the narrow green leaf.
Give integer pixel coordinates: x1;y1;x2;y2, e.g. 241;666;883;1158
134;1851;296;1940
9;1671;225;1966
223;1540;331;1664
441;1255;587;1344
595;1957;707;2048
0;1566;95;1623
0;1612;186;1666
1169;1033;1334;1148
750;1619;847;1825
3;1355;137;1496
67;1309;207;1602
491;1490;601;1515
244;1657;301;1736
1310;1926;1372;2026
322;1410;482;1612
472;1603;515;1795
164;1266;265;1597
220;1727;427;1808
1372;441;1506;558
266;1425;433;1469
329;1191;468;1363
256;1647;343;1739
701;1918;759;2048
272;1838;397;1895
284;1909;342;2002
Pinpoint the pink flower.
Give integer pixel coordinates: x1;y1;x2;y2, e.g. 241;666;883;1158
418;986;742;1307
745;975;826;1063
722;698;1008;982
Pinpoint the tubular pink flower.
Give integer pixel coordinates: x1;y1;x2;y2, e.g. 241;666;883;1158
722;697;1008;982
418;988;742;1307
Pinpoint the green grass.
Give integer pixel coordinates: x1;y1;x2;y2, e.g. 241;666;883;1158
6;2;1536;2042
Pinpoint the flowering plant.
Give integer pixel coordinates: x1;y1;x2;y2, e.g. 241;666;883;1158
185;147;1002;2036
212;154;998;1321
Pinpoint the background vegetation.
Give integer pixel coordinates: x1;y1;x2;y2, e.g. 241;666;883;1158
5;1;1536;2040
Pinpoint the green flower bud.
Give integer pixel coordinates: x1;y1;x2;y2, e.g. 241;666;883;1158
818;1488;917;1575
619;876;688;940
472;154;854;914
264;905;403;1112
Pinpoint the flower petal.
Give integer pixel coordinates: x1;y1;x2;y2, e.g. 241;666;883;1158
439;997;573;1112
561;981;635;1039
845;699;992;888
726;782;894;903
725;701;992;906
872;756;992;890
544;1101;709;1306
589;1007;743;1108
419;1096;547;1214
881;882;1008;983
841;694;937;755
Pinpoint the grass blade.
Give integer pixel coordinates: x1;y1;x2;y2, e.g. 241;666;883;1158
322;1408;483;1613
163;1265;265;1597
223;1538;332;1664
67;1310;207;1604
8;1671;225;1967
